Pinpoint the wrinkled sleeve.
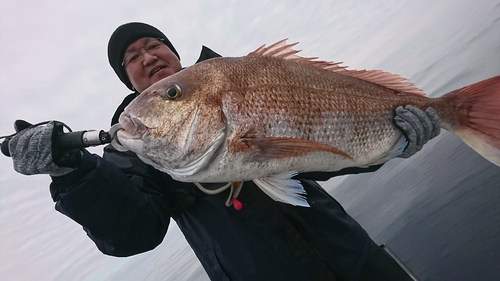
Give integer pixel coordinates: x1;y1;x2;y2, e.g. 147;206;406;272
50;145;172;257
297;164;384;181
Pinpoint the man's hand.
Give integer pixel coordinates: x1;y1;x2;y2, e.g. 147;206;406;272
8;120;79;177
394;105;441;158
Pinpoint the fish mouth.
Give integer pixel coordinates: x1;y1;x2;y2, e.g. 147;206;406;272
118;113;148;139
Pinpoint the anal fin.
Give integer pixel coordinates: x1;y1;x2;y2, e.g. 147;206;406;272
368;135;408;166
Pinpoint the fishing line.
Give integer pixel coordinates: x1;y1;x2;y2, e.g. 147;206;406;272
194;182;232;195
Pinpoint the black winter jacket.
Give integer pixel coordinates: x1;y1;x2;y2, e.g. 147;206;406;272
50;46;382;281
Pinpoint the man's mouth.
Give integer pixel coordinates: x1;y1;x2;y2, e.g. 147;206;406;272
150;66;165;77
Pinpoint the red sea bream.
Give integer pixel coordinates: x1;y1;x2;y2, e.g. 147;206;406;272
117;40;500;206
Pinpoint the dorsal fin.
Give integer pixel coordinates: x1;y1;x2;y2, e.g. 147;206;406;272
249;39;426;97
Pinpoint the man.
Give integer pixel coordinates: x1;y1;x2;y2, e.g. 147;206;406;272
8;22;439;280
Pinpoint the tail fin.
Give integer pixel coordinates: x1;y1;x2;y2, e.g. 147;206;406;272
444;76;500;166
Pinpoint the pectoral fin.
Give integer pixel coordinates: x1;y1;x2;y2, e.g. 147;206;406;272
242;137;352;161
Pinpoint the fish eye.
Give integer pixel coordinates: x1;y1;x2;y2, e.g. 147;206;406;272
165;84;182;100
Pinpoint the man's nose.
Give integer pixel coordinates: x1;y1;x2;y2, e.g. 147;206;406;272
142;52;157;66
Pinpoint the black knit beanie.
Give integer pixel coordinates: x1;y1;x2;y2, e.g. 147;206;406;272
107;22;180;90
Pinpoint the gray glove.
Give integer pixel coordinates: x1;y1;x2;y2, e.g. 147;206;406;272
394;105;441;158
8;121;77;177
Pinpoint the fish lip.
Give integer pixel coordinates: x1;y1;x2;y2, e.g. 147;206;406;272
118;113;148;139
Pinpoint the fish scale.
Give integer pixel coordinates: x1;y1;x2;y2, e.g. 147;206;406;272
234;86;399;150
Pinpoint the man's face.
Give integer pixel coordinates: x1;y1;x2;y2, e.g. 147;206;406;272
124;37;182;93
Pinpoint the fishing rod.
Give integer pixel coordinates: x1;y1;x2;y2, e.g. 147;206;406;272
0;121;124;157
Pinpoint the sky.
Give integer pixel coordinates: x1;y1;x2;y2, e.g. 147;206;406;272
0;0;499;280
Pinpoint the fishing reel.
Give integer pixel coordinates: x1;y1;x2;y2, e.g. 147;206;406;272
0;120;125;157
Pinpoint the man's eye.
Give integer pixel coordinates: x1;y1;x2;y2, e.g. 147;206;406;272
127;54;140;63
147;43;161;51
